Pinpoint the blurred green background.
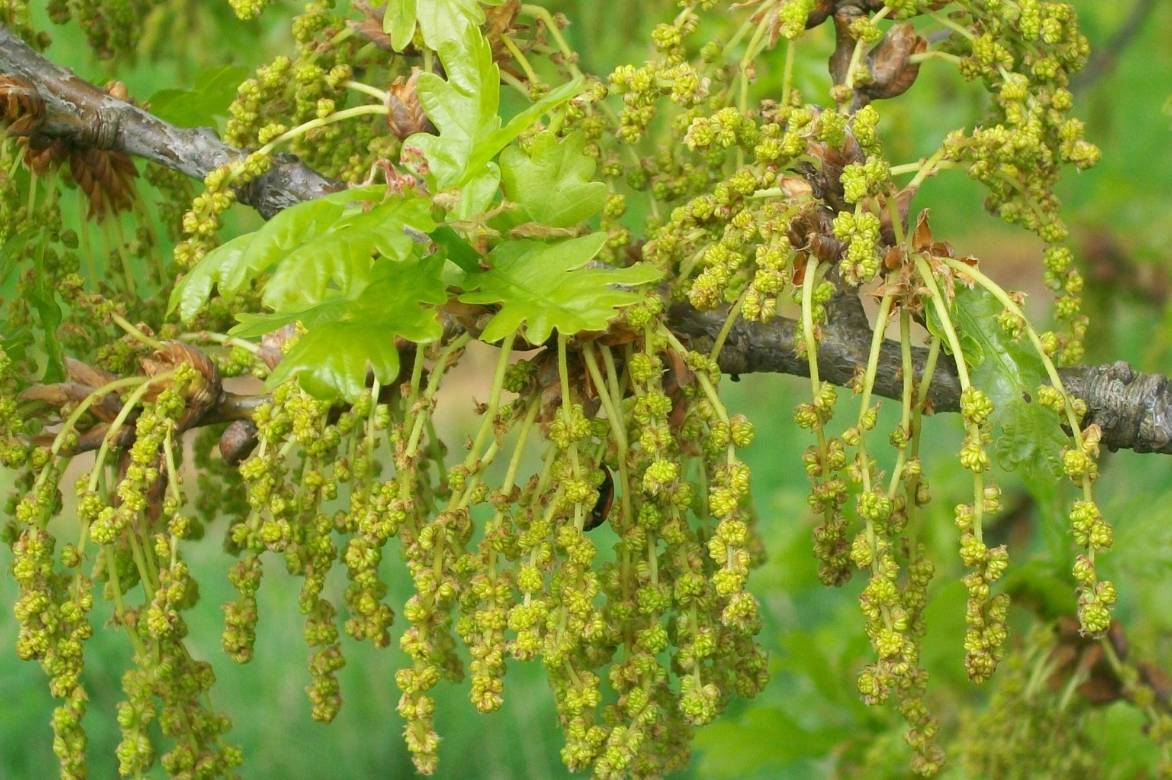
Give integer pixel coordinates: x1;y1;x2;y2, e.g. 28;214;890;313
2;1;1170;777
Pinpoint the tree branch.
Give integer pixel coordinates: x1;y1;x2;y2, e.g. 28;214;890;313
672;305;1172;454
4;25;1172;455
0;28;340;217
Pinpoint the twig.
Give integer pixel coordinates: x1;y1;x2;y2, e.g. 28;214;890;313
0;27;341;217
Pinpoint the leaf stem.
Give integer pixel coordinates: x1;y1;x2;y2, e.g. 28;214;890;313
502;35;541;86
582;343;627;454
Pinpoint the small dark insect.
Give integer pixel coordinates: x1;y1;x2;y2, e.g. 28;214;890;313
585;465;615;532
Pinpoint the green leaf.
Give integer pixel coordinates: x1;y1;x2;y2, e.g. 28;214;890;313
0;224;40;285
383;0;418;51
260;195;437;311
332;194;437;261
272;321;406;401
0;324;32;365
259;256;448;400
414;0;503;49
405;25;584;192
169;187;433;323
694;708;843;778
1090;703;1164;775
452;165;500;219
148;65;249;128
169;233;255;324
228;192;358;293
924;295;983;368
259;232;376;311
407;26;501;189
950;286;1066;478
500;131;607;227
459;233;661;343
466;77;584;181
431;225;482;274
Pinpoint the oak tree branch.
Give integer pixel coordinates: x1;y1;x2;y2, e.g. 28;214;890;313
0;28;339;217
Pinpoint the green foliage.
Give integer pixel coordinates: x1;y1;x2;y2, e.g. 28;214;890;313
242;256;448;399
27;262;65;382
407;25;583;191
148;65;251;129
950;287;1066;478
261;261;447;398
169;187;434;323
385;0;506;50
460;233;660;343
500;131;608;227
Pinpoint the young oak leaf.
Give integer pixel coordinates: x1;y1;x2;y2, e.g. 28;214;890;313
260;194;436;310
500;130;607;228
226;186;381;293
459;233;661;344
272;321;405;401
169;233;256;325
419;0;504;49
406;25;498;189
245;256;448;401
382;0;418;51
169;187;375;322
406;24;583;191
168;187;433;322
383;0;505;51
950;286;1066;478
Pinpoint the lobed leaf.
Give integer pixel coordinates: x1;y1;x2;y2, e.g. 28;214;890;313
383;0;508;51
255;256;449;400
950;286;1066;478
383;0;418;51
416;0;504;49
459;233;661;344
169;187;434;323
405;25;583;193
500;131;607;228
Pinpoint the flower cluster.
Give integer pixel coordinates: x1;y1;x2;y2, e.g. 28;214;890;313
607;9;706;143
224;2;381;183
953;388;1010;683
943;1;1096;362
954;625;1098;777
172;153;271;279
